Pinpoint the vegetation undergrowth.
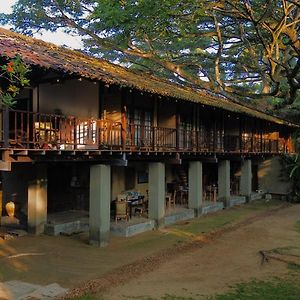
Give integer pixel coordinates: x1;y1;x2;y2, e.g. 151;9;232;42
294;221;300;234
71;277;300;300
169;200;282;237
212;277;300;300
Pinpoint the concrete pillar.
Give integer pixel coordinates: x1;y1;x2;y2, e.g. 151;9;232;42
218;160;230;203
149;162;165;227
240;159;252;197
28;165;47;235
89;164;111;247
188;161;203;216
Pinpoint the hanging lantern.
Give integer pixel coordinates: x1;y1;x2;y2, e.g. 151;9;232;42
5;201;15;218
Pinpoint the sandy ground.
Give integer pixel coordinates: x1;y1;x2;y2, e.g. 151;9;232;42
1;202;300;300
102;204;300;299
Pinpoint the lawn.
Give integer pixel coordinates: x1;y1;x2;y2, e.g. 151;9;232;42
73;276;300;300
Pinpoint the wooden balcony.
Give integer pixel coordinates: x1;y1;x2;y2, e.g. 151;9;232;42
0;109;292;155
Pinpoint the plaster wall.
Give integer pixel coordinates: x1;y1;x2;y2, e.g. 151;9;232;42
258;156;292;194
39;79;99;118
158;101;176;128
2;164;38;222
111;164;149;200
110;163;177;200
103;87;122;122
111;166;125;200
224;118;239;135
133;163;149;196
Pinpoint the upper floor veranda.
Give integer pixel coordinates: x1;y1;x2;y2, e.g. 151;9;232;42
0;80;294;158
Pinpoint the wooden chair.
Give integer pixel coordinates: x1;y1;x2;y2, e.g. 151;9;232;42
205;185;217;202
165;191;176;209
115;200;129;223
176;186;188;205
134;197;148;217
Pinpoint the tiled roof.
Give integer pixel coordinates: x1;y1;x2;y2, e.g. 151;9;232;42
0;28;296;127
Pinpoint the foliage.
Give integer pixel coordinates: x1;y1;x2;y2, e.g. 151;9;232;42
213;278;300;300
283;129;300;201
0;55;30;106
1;0;300;108
294;220;300;233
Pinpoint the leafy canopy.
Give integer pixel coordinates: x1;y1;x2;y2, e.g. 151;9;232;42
1;0;300;108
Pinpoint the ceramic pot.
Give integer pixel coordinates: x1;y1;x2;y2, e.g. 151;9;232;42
5;201;15;218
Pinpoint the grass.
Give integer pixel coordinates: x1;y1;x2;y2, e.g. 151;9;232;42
294;220;300;234
169;199;282;237
213;278;300;300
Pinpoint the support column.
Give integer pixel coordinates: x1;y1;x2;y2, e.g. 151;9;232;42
240;159;252;198
188;161;203;216
149;162;165;227
89;164;111;247
28;165;47;235
218;160;230;204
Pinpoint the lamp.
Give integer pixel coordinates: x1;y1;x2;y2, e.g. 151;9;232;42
5;194;16;218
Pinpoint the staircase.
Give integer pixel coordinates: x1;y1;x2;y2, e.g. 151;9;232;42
177;167;188;188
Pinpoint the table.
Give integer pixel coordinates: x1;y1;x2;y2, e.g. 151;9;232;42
127;196;145;218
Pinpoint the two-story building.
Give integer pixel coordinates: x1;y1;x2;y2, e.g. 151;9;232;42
0;28;296;246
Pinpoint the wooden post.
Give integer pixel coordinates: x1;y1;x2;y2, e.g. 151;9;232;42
121;89;127;150
260;120;263;153
98;82;105;119
121;107;127;150
73;117;77;150
213;116;217;152
239;116;243;153
3;106;9;148
176;102;180;149
153;96;158;151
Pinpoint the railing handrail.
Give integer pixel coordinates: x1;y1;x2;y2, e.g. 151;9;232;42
1;108;293;154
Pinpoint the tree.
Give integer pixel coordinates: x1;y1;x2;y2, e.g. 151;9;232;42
0;55;30;106
2;0;299;108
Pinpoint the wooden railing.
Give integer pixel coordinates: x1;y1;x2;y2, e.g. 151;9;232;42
0;109;292;154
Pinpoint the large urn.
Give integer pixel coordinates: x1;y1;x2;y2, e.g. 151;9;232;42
5;201;15;218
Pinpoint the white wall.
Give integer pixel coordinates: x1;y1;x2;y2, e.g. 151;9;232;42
39;79;99;118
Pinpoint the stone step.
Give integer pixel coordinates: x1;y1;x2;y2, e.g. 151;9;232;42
2;280;68;300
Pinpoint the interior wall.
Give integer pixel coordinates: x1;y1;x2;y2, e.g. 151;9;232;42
131;162;149;196
158;101;176;128
225;117;239;135
257;156;292;194
111;166;125;200
39;79;99;118
103;86;122;122
111;163;150;198
1;164;39;225
47;163;90;213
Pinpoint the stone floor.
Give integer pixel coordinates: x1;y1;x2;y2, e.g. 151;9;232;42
202;201;224;214
45;210;89;236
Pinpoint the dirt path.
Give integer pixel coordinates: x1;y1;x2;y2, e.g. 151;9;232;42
64;203;300;299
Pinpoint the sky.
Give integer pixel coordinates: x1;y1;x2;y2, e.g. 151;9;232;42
0;0;83;49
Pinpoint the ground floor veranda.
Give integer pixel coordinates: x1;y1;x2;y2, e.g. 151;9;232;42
0;154;286;246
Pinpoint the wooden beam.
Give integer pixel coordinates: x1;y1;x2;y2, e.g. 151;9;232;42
12;150;28;156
